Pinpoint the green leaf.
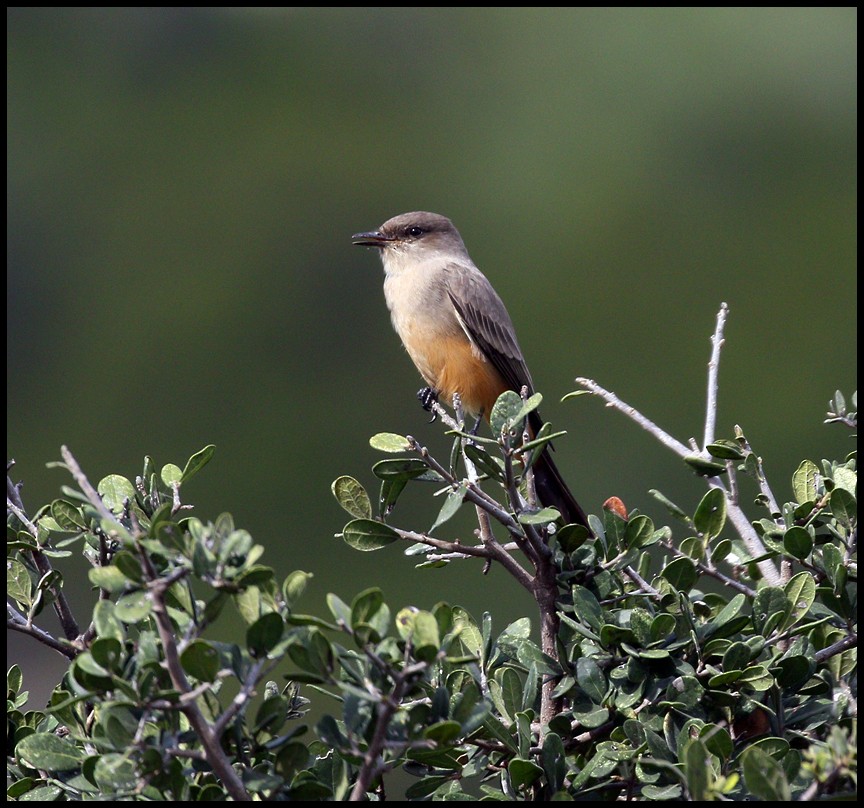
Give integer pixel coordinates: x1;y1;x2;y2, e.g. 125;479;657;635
283;570;313;607
683;454;727;476
684;739;710;801
423;720;463;745
50;499;87;530
160;463;183;487
495;667;522;723
180;640;221;682
87;565;130;593
97;474;136;514
629;608;652;646
740;746;790;801
520;425;567;458
739;665;775;691
694;488;726;540
706;440;745;460
660;557;697;591
648;489;690;521
752;587;788;636
781;572;816;631
114;590;152;623
378;477;408;517
430;485;466;532
783;526;813;559
722;641;751;672
650;613;676;644
508;757;543;790
571;585;604;630
369;432;412;452
180;444;215;483
90;637;122;673
326;593;352;626
93;752;138;790
830;487;856;530
792;460;821;505
341;518;400;551
8;665;23;694
489;390;524;435
555;522;590;553
699;724;733;761
91;601;124;644
542;732;566;793
624;515;656;549
576;656;606;704
371;458;430;481
518;507;560;525
350;588;384;627
510;392;544;425
16;732;84;771
114;550;144;582
452;607;483;659
832;466;857;496
331;476;373;519
247;612;285;656
7;558;32;606
463;443;505;482
411;610;441;663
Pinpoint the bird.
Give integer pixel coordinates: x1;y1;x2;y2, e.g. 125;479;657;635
352;211;589;528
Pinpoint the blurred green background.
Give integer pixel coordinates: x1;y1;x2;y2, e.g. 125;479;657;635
7;8;857;703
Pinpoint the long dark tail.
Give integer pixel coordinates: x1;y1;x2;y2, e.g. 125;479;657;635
532;447;590;529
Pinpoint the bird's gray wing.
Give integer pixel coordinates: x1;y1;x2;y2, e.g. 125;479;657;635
445;263;535;396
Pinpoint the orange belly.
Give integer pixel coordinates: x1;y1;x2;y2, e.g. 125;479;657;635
403;331;507;417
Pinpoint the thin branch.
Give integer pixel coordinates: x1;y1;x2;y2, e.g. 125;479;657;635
139;549;251;801
623;565;662;598
702;302;728;452
60;445;120;526
573;378;692;457
574;329;783;588
814;633;857;664
6;604;77;660
393;526;535;592
349;660;426;800
7;496;81;642
736;428;783;519
213;658;276;738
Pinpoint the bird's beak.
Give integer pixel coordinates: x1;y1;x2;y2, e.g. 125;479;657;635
351;230;393;247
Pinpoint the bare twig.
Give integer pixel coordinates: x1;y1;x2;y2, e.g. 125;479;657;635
573;304;783;588
702;302;729;452
573;378;692;458
6;603;77;659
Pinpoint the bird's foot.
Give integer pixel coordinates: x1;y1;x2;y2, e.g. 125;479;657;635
417;387;439;422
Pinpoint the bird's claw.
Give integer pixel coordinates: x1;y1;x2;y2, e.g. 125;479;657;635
417;387;439;422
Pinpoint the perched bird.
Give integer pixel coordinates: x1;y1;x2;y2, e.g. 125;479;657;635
353;211;589;528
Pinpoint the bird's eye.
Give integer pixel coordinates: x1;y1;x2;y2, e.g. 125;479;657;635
406;226;424;238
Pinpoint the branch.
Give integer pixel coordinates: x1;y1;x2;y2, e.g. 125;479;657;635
702;302;728;451
573;305;783;588
814;632;857;664
6;604;77;660
573;378;692;457
140;554;251;801
7;489;81;643
349;659;427;800
393;526;535;592
60;445;122;526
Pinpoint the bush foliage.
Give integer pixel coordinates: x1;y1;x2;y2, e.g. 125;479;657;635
7;325;857;800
